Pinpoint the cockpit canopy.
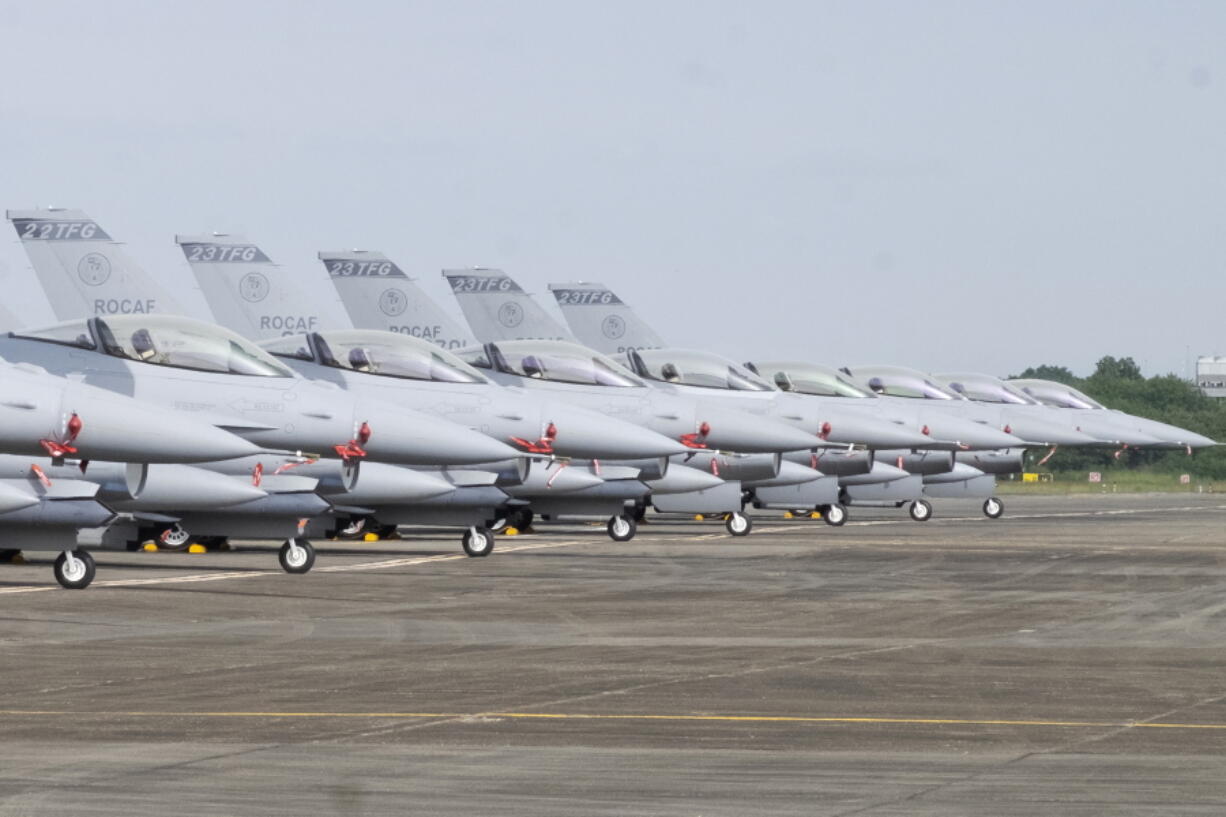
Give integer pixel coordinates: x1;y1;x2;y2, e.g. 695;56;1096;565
12;315;294;377
844;366;960;400
933;373;1038;405
459;340;645;387
1008;379;1106;410
747;361;875;398
262;330;488;384
629;349;774;392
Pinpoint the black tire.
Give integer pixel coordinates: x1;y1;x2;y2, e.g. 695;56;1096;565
983;497;1004;519
908;499;933;522
607;514;637;542
53;549;96;590
630;502;648;523
278;538;315;574
725;512;753;536
511;508;534;530
462;526;495;557
824;503;848;527
158;524;195;552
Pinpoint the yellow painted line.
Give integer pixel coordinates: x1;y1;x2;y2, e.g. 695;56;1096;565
0;709;1221;730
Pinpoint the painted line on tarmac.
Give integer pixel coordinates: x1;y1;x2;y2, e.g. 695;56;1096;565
0;539;590;595
0;708;1221;731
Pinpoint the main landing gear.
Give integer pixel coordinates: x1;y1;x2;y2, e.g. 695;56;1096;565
53;549;96;590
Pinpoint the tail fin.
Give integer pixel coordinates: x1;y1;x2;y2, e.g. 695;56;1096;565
8;208;185;319
548;281;665;355
442;268;571;343
320;250;474;350
177;233;349;339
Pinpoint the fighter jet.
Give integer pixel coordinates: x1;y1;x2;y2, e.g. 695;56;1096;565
9;210;544;559
173;234;731;542
543;279;1037;522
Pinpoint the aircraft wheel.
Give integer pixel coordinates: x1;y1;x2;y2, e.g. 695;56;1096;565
53;549;96;590
824;503;848;527
278;538;315;574
607;514;637;542
908;499;933;522
462;526;495;557
725;511;753;536
983;497;1004;519
512;508;534;530
630;502;648;523
158;524;195;551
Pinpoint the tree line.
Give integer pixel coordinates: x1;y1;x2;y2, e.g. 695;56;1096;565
1011;357;1226;478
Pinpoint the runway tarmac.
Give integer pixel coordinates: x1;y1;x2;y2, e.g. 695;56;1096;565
1;493;1224;815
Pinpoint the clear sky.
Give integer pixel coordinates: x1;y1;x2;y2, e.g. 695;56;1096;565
1;0;1222;378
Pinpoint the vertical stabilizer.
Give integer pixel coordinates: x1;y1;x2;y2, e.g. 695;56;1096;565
442;268;571;343
320;250;474;349
8;208;185;320
177;234;349;339
548;281;666;355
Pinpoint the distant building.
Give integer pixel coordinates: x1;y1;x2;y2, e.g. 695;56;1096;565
1196;356;1226;398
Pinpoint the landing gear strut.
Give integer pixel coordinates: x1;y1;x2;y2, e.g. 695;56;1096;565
725;511;753;536
607;514;637;542
278;538;315;573
908;499;933;522
53;549;96;590
462;526;495;557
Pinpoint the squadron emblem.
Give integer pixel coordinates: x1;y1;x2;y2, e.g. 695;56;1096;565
77;253;112;286
239;272;270;302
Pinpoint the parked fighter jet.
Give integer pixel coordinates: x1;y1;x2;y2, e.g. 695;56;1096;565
0;359;281;588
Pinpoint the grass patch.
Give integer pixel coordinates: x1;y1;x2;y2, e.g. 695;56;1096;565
995;469;1225;495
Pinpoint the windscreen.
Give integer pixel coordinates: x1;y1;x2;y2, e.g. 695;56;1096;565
492;340;644;387
1009;379;1106;410
11;319;96;350
851;366;958;400
937;373;1036;405
96;315;293;377
636;349;773;391
311;330;488;383
752;361;874;398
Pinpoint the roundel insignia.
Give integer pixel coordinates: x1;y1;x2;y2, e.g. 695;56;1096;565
379;287;407;317
77;253;112;286
239;272;270;302
498;301;523;328
602;314;626;339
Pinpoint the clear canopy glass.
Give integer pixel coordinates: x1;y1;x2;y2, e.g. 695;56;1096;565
11;320;96;350
934;372;1037;405
90;315;295;377
1008;379;1106;410
487;340;644;387
750;361;875;398
848;366;959;400
266;330;488;384
634;349;773;392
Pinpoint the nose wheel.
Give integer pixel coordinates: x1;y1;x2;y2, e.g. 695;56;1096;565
823;503;848;527
462;526;495;557
908;499;933;522
725;511;753;536
607;514;637;542
983;497;1004;519
53;549;96;590
278;538;315;574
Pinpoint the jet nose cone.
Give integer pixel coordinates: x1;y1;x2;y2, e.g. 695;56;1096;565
1132;416;1217;448
544;403;689;459
362;402;521;465
821;408;932;448
1001;415;1101;446
699;406;824;453
924;417;1024;450
1072;415;1164;446
75;393;265;463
